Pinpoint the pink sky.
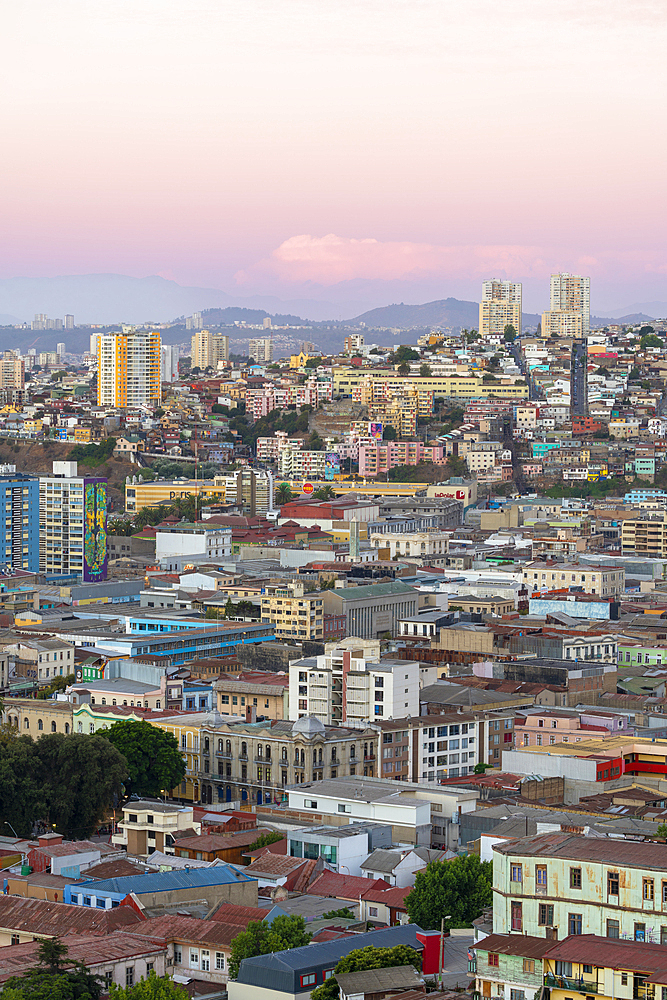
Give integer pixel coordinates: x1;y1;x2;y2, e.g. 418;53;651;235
1;0;666;313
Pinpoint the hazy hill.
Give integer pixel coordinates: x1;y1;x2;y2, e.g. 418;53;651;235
349;298;543;330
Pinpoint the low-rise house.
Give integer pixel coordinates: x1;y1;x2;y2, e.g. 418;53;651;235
64;863;259;911
287;823;392;877
173;829;271;866
360;846;451;887
0;894;142;946
112;799;202;857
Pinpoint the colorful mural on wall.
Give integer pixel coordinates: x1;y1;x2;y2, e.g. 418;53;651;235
84;480;108;582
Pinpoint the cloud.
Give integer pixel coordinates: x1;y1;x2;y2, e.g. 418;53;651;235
234;234;548;287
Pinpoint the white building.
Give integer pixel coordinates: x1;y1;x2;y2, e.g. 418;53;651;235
289;644;420;727
248;338;273;364
369;530;451;563
155;525;232;570
39;461;108;581
480;279;522;340
550;272;590;337
161;344;179;382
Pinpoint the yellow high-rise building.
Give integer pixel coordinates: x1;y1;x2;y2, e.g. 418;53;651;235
191;329;229;368
95;328;162;407
479;279;522;340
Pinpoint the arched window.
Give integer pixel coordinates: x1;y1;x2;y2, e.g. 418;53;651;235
226;739;231;754
218;739;223;753
38;720;43;731
156;700;161;709
257;745;263;759
77;722;83;733
51;722;56;732
64;723;69;734
241;742;247;757
112;699;116;706
204;738;210;753
24;719;29;729
313;750;317;765
318;748;322;763
101;698;106;705
265;744;271;760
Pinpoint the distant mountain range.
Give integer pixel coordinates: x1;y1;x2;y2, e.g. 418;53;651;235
0;274;660;339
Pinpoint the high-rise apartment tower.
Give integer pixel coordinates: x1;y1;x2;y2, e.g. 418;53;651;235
95;328;162;407
549;272;590;337
479;280;522;340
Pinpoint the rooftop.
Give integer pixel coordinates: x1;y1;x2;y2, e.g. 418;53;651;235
494;831;667;869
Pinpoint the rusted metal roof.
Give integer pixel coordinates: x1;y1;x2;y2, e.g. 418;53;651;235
0;895;142;937
493;831;667;870
474;933;560;960
544;934;667;972
0;931;164;984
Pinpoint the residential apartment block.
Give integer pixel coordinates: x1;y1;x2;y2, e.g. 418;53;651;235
550;272;590;337
190;329;229;368
493;832;667;943
0;472;40;572
260;582;324;641
95;328;162;407
289;644;420;726
39;461;108;581
358;441;446;477
480;279;522;341
522;561;625;598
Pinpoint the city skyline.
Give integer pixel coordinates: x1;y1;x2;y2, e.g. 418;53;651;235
0;0;665;318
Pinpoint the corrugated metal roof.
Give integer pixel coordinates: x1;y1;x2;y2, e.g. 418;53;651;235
335;966;423;992
76;862;254;895
493;831;667;870
544;935;667;972
0;895;141;936
474;933;559;960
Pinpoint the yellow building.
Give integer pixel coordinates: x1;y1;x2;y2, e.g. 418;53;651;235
2;698;73;735
334;367;528;400
150;711;209;802
541;310;584;339
260;582;324;641
191;329;229;367
95;328;162;407
125;478;222;513
290;351;310;368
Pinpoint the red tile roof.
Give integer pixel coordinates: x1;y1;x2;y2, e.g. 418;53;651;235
209;902;271;924
243;854;308;878
361;886;410;909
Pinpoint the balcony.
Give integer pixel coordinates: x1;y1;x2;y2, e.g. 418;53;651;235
545;976;599;994
216;750;232;759
255;755;272;763
364;753;376;761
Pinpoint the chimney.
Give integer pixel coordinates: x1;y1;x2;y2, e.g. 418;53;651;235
246;705;257;723
38;832;63;848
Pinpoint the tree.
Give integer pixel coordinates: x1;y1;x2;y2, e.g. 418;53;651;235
322;907;356;920
2;939;103;1000
246;830;284;852
640;334;663;349
109;973;189;999
382;425;397;441
419;364;432;377
229;915;311;979
311;945;421;1000
35;733;128;839
656;823;667;838
275;482;294;506
446;454;467;477
405;855;493;930
101;721;185;798
503;324;517;343
629;366;641;381
313;486;336;500
474;762;493;774
0;735;45;837
393;346;420;363
397;362;410;375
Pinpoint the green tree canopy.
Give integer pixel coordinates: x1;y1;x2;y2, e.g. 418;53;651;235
229;915;311;979
419;363;432;377
246;830;285;852
640;334;663;349
275;482;295;505
101;721;185;797
382;425;397;441
109;972;189;999
503;324;517;342
405;855;493;930
35;733;128;839
311;945;421;1000
656;823;667;838
393;346;420;363
2;939;103;1000
397;362;410;375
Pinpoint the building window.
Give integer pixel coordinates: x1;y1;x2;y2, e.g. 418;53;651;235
300;974;316;988
621;974;628;986
523;960;535;974
643;878;655;901
556;962;572;978
570;867;582;889
568;913;582;936
10;935;19;945
607;919;619;939
635;923;646;942
174;947;182;964
511;992;525;1000
510;865;523;883
536;866;547;888
608;872;619;895
125;968;134;987
488;954;499;967
538;904;554;926
201;950;210;971
511;901;522;931
216;953;225;970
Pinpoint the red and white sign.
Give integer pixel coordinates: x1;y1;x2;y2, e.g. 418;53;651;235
302;482;314;495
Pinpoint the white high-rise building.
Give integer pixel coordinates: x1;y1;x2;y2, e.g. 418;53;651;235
479;280;522;340
94;328;162;408
56;343;66;358
248;338;273;364
39;462;108;581
65;315;75;330
550;272;590;337
161;344;179;382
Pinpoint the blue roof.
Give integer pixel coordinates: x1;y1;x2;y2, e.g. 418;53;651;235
237;924;424;991
78;863;254;895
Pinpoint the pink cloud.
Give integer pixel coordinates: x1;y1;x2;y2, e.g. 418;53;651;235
234;234;548;286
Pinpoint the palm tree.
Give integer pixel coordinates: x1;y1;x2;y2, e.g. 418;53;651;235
275;482;294;505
